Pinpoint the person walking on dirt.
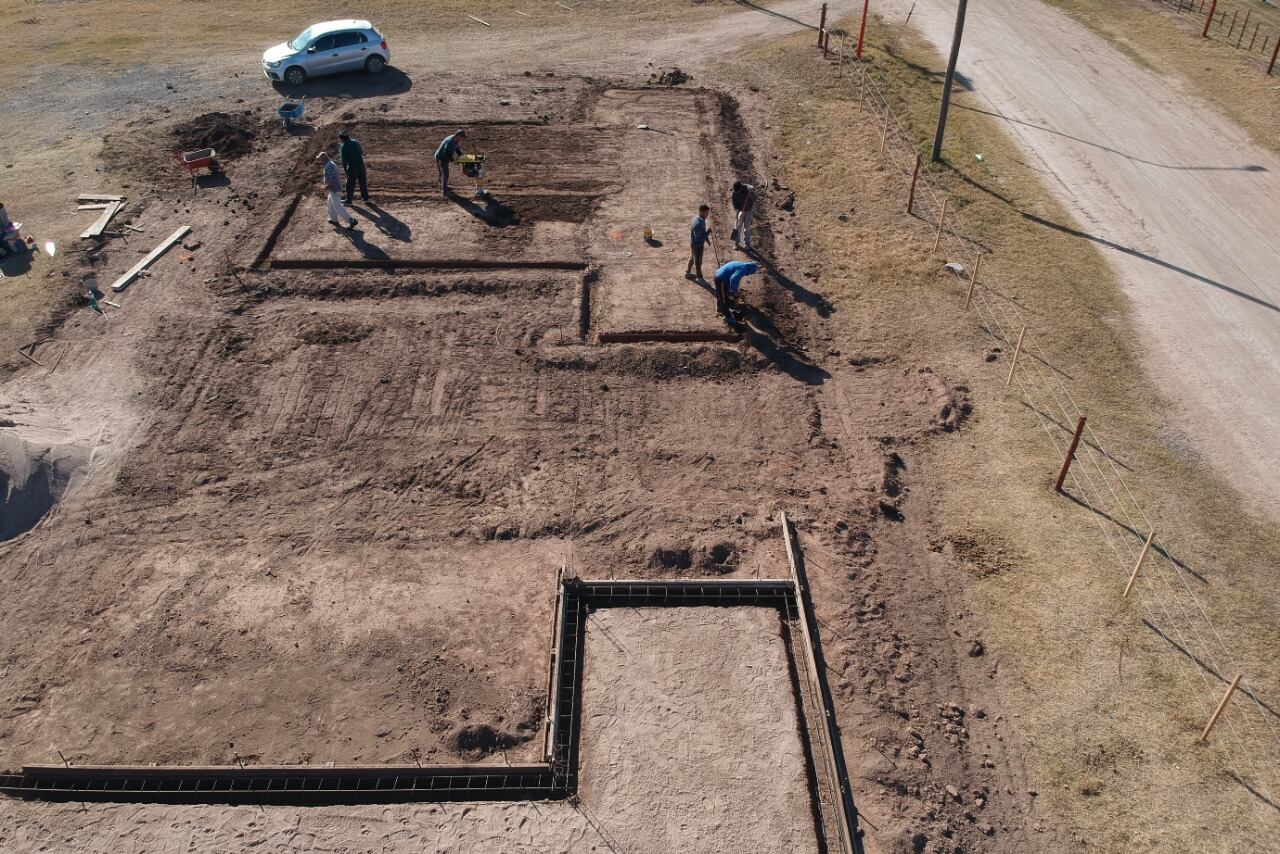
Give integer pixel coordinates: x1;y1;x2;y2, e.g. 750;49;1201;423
435;129;467;195
317;152;356;230
713;259;759;321
730;181;757;251
339;130;369;205
686;204;711;282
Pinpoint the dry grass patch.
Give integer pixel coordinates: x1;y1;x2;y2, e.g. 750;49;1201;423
7;0;721;68
724;16;1280;852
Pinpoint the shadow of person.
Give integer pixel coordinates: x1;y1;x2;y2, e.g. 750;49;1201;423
272;67;413;100
334;223;390;260
0;248;34;278
352;203;412;242
737;303;829;385
745;248;834;317
449;192;520;228
195;173;232;191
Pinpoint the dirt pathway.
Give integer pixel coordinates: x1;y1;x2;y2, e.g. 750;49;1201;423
878;0;1280;520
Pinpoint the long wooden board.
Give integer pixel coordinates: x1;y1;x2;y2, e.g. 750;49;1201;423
79;202;124;239
77;193;125;202
110;226;191;292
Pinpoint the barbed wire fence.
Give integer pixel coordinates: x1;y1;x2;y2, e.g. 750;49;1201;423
1155;0;1280;72
804;17;1280;808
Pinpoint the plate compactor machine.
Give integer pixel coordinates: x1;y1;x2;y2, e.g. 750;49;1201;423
456;154;488;199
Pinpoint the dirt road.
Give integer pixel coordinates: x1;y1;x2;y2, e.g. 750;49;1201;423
878;0;1280;519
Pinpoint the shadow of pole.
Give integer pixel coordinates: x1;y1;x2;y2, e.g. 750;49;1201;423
955;103;1270;173
1143;620;1280;725
945;164;1280;315
1061;491;1206;582
1228;772;1280;814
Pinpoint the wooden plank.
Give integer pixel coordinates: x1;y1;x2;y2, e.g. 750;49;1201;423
16;349;44;368
110;226;190;292
77;193;125;202
782;512;863;854
79;202;124;239
78;204;111;211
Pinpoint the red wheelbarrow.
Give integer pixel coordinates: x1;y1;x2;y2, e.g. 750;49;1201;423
173;148;223;189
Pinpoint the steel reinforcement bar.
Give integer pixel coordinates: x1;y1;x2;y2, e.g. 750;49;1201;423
268;258;588;272
0;764;558;805
1;560;862;854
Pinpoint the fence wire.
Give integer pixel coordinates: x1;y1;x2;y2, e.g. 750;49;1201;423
814;29;1280;807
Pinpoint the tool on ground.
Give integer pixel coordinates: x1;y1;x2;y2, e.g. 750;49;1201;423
173;148;222;189
278;97;306;130
456;154;488;198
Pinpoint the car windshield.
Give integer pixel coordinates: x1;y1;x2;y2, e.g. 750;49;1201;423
287;27;316;51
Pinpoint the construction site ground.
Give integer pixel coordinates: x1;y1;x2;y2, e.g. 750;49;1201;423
0;62;1035;851
2;1;1277;853
0;607;815;853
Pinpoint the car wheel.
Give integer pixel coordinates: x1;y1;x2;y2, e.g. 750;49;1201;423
284;66;306;86
365;55;386;75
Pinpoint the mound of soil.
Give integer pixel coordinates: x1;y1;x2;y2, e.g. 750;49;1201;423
173;112;257;159
649;66;690;86
447;723;524;758
646;539;739;574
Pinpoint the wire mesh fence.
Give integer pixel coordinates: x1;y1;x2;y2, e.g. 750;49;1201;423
1156;0;1280;68
813;23;1280;808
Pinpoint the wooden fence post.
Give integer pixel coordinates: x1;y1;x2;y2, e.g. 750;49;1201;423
964;252;981;309
1199;675;1242;743
1054;416;1087;493
1269;30;1280;74
932;198;949;251
1123;531;1156;598
907;154;921;215
1005;326;1027;387
818;2;827;46
1203;0;1217;37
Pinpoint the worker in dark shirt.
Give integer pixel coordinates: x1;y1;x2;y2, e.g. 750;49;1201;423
686;204;711;282
339;131;369;204
434;129;467;195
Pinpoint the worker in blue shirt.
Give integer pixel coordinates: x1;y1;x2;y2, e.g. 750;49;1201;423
686;204;711;282
713;259;759;320
434;129;467;195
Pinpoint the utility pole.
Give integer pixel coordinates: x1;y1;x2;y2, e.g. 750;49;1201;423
856;0;870;59
931;0;969;163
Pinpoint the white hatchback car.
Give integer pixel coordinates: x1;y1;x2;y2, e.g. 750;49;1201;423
262;20;390;86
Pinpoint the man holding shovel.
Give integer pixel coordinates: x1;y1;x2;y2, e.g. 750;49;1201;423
317;152;356;230
686;204;711;282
